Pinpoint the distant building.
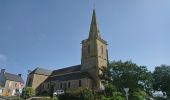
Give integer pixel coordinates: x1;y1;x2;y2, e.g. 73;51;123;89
0;69;24;96
27;9;108;94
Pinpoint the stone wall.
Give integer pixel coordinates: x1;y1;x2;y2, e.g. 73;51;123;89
42;78;93;93
29;74;49;91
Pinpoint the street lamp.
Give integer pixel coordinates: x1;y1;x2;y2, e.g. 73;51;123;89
123;88;129;100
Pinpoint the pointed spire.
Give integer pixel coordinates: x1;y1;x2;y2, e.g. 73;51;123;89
88;9;101;39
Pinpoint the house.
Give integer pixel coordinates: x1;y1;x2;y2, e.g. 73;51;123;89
0;69;24;96
27;9;108;94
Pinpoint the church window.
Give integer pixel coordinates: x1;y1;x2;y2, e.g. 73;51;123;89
79;80;82;87
48;84;50;89
88;45;90;54
60;83;62;89
68;82;70;88
64;83;67;89
101;46;104;56
41;84;44;89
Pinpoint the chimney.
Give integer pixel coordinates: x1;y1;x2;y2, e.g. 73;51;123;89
1;69;5;74
18;74;22;77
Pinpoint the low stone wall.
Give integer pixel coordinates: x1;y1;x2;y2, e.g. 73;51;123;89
0;95;18;100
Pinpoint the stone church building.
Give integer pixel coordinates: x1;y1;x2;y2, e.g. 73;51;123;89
27;9;108;94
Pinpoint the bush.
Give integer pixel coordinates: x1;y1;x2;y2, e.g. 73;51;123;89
58;88;95;100
78;88;95;100
111;95;125;100
105;84;117;97
130;89;148;100
22;87;35;99
100;95;110;100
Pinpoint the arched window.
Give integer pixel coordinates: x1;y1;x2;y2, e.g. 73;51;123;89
79;80;82;87
60;83;62;89
88;45;90;55
101;46;104;56
68;82;70;88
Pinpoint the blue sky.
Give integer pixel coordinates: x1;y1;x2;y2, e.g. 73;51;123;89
0;0;170;82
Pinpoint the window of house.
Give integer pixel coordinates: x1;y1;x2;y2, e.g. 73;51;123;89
79;80;81;87
15;83;17;87
0;89;2;94
68;82;70;88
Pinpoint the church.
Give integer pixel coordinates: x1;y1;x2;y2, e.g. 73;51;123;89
26;9;109;94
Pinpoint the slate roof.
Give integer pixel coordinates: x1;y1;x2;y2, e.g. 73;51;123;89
45;71;93;82
30;67;52;76
4;72;24;83
51;65;81;76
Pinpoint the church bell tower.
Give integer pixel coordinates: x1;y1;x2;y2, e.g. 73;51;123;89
81;9;108;89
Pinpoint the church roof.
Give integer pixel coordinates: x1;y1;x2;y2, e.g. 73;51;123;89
4;72;24;83
51;65;81;76
30;67;52;76
45;71;92;82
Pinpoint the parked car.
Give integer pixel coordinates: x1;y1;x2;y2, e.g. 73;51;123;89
151;90;167;99
53;90;64;95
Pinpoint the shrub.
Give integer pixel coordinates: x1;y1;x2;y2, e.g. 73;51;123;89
130;89;148;100
22;87;35;99
111;95;125;100
105;84;117;97
58;88;95;100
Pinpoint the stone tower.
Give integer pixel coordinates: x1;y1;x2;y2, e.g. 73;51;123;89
81;9;108;90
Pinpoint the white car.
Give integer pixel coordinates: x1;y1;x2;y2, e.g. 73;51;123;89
53;90;64;95
151;90;167;99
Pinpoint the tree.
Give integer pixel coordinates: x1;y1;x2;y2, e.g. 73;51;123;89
100;60;153;97
22;87;35;99
153;65;170;96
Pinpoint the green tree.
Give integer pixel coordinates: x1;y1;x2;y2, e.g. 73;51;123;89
153;65;170;96
100;60;153;97
22;87;35;99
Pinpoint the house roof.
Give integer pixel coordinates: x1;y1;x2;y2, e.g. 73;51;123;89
30;67;52;76
51;65;81;76
45;71;93;82
4;72;24;83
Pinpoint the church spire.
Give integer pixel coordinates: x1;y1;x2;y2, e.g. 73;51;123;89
88;9;101;39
